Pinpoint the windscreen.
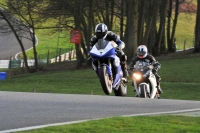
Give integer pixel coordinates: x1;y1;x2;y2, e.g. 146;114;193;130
95;39;109;50
134;61;150;71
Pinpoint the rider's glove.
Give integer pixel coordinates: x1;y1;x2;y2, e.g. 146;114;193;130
115;46;121;52
152;67;158;73
115;47;124;58
152;68;157;73
155;67;159;71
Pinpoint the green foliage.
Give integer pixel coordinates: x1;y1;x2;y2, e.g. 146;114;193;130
175;13;196;49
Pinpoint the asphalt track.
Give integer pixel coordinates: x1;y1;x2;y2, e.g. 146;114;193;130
0;91;199;133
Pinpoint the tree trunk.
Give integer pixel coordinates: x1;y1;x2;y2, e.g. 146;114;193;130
110;0;114;30
74;0;84;68
120;0;124;40
138;0;146;45
167;0;179;53
170;0;179;52
167;0;172;53
194;0;200;53
154;0;168;55
124;0;138;62
31;27;38;71
86;0;93;65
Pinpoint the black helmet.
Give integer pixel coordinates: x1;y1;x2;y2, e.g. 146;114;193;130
95;23;108;39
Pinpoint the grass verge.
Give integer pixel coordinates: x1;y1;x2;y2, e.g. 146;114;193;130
16;115;200;133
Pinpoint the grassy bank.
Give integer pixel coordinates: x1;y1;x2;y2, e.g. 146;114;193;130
16;115;200;133
1;53;200;101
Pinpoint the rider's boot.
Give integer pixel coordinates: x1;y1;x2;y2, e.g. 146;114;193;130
121;63;127;77
157;82;163;94
121;63;128;83
120;56;128;83
113;65;123;85
155;73;163;94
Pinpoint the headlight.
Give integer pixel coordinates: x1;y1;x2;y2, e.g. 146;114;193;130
133;73;141;80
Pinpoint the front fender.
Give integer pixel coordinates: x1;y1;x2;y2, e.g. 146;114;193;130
149;74;157;99
99;64;112;77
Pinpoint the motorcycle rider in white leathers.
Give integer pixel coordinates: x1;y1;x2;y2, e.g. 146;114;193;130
129;45;163;95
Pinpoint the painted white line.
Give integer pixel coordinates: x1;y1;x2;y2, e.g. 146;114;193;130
14;31;38;60
122;108;200;117
0;119;91;133
0;108;200;133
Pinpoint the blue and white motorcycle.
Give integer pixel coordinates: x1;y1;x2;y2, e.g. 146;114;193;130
89;39;127;96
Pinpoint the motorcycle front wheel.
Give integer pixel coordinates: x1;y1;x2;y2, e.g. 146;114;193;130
139;84;147;98
99;66;112;95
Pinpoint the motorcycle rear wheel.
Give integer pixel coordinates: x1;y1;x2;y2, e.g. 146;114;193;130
114;81;127;96
99;66;112;95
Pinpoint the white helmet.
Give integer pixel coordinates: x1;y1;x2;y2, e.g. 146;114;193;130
137;45;148;59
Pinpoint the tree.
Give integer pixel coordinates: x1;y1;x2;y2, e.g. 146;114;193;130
0;6;30;72
194;0;200;52
73;0;85;68
144;0;159;54
35;0;88;68
138;0;147;45
1;0;197;70
124;0;138;62
167;0;180;53
154;0;168;55
1;0;46;72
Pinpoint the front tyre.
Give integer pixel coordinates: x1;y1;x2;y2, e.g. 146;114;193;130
99;66;112;95
139;84;147;98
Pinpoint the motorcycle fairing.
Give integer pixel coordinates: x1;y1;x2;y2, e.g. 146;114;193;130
138;83;150;94
148;73;157;98
113;65;123;88
133;60;158;99
134;61;150;72
90;39;116;60
90;39;124;92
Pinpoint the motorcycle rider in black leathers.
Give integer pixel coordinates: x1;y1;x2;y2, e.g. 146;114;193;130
129;45;163;95
89;23;128;81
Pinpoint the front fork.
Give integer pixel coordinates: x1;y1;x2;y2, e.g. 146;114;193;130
133;80;150;97
98;59;113;80
133;80;140;95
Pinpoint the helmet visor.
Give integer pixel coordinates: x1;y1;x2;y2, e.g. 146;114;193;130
137;51;146;58
96;32;105;39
